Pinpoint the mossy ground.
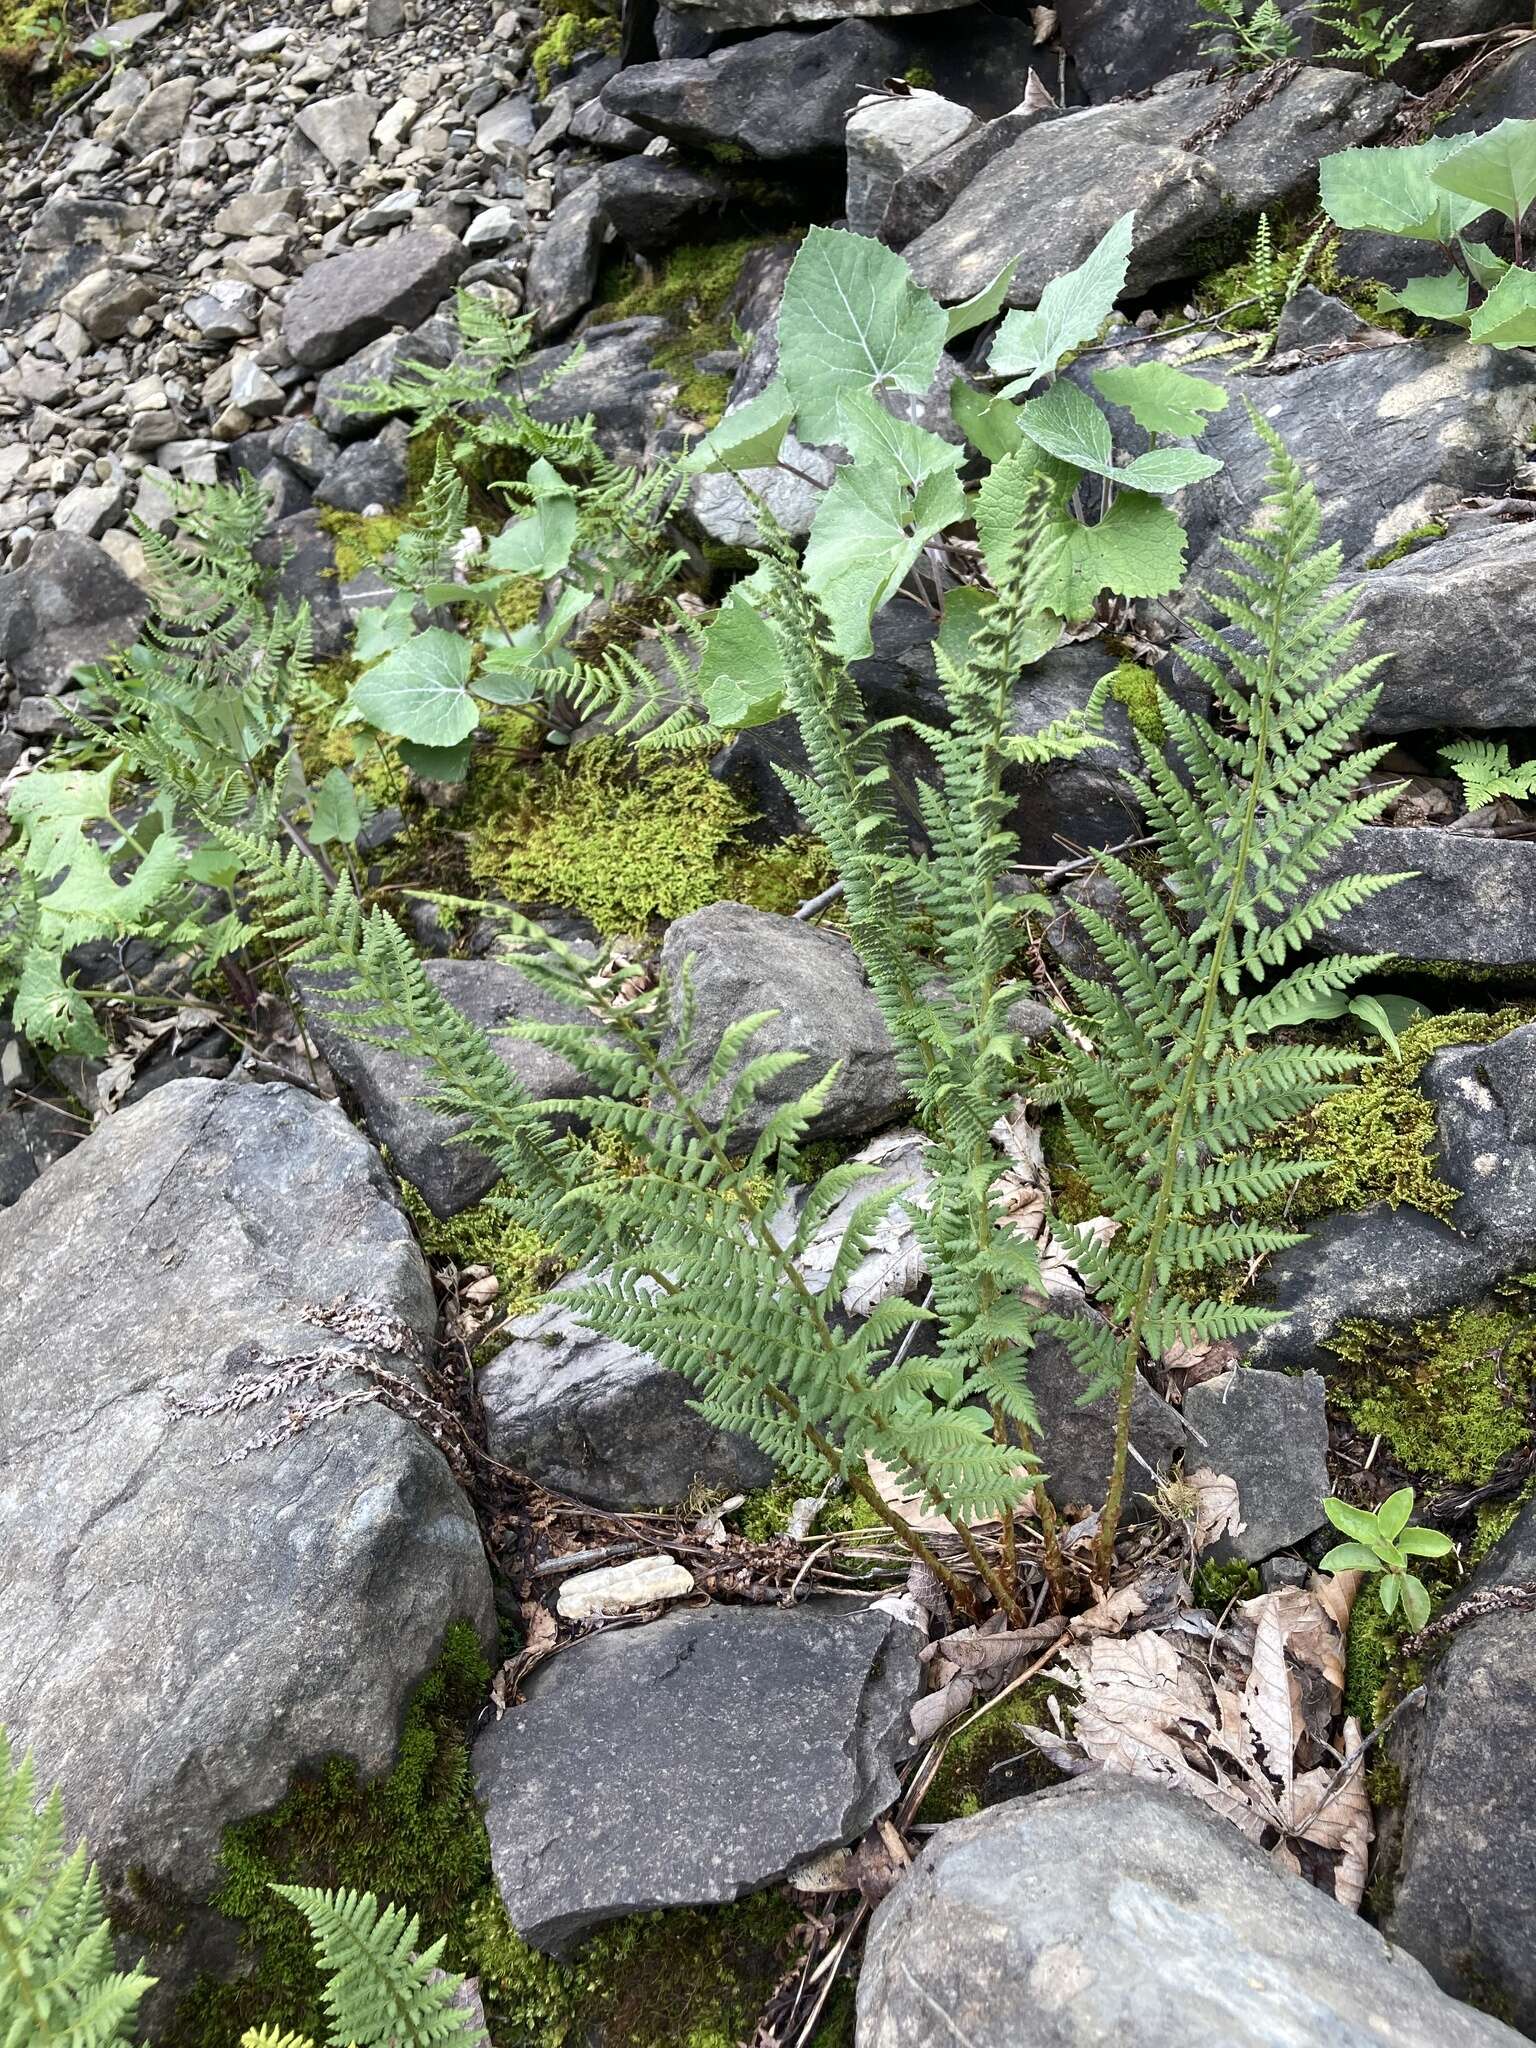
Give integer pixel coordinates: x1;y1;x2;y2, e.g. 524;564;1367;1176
729;1479;884;1544
398;1180;567;1318
464;734;831;938
597;237;797;427
917;1685;1065;1824
168;1624;853;2048
530;0;618;98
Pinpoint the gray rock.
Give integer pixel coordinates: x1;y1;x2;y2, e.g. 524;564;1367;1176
56;267;160;341
1273;284;1379;352
6;193;157;326
296;91;385;170
667;0;970;27
1183;1368;1329;1560
521;317;678;470
302;955;598;1218
118;74;195;154
1029;1302;1186;1516
858;1775;1524;2048
183;278;262;342
479;1276;773;1507
526;182;607;342
52;481;126;539
1385;1498;1536;2033
1053;0;1207;97
1252;1020;1536;1367
596;154;727;253
1350;523;1536;734
1304;827;1536;970
475;1602;922;1952
904;66;1397;309
845;90;979;240
477;93;536;158
602;16;1041;162
313;419;411;511
214;187;302;237
0;1080;494;1953
283;229;468;370
254;511;348;656
882;107;1049;249
314;321;454;439
272;418;341;482
660;902;908;1147
0;531;148;695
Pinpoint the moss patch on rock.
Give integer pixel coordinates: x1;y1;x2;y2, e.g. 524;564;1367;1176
598;237;796;428
530;0;618;98
398;1180;567;1318
1105;660;1166;749
465;736;830;938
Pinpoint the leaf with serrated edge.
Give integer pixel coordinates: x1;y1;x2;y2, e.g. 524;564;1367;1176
1320;136;1489;242
1092;361;1230;438
1468;262;1536;347
1430;117;1536;226
804;462;964;659
687;379;794;474
695;572;787;729
989;212;1134;391
1059;491;1189;615
778;226;948;447
348;629;478;747
1378;270;1471;324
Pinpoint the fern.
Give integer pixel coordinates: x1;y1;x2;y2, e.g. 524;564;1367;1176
0;1728;154;2048
1034;412;1408;1570
271;1886;483;2048
1196;0;1303;68
1440;739;1536;812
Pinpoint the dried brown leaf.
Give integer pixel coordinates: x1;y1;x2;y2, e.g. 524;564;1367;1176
1185;1467;1245;1553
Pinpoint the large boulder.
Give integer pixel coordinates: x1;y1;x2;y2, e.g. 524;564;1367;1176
0;1080;494;1955
520;318;681;471
1385;1498;1536;2033
858;1777;1524;2046
475;1601;923;1952
1302;827;1536;971
602;16;1043;162
665;0;971;28
1252;1019;1536;1367
302;956;599;1219
282;229;469;370
0;532;148;696
903;66;1397;309
479;1277;774;1507
1350;523;1536;734
1054;0;1314;99
659;902;909;1147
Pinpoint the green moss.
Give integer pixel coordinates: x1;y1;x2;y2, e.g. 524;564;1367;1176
1364;520;1448;571
902;62;936;87
918;1687;1062;1824
598;237;795;428
466;736;831;938
1106;660;1166;749
1264;1007;1536;1225
1327;1298;1536;1488
317;508;410;582
530;0;618;98
730;1480;882;1543
1343;1591;1405;1731
1192;1556;1261;1611
398;1180;566;1318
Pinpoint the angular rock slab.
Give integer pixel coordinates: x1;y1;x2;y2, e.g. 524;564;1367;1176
282;227;468;369
476;1602;922;1951
904;66;1396;309
1183;1367;1328;1561
479;1276;773;1508
1302;827;1536;971
0;531;149;696
302;955;597;1218
858;1777;1525;2048
1386;1499;1536;2033
660;902;909;1147
0;1080;494;1921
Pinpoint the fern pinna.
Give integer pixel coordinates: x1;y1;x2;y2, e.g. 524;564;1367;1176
1036;413;1408;1571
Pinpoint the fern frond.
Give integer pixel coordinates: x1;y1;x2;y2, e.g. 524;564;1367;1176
271;1886;483;2048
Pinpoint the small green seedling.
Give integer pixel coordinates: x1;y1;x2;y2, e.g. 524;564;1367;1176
1319;1487;1453;1630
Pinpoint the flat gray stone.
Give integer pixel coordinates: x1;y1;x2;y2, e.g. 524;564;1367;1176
1303;827;1536;971
6;193;158;327
118;74;195;155
0;531;148;695
476;1602;923;1952
1386;1498;1536;2033
845;90;979;240
479;1276;773;1508
282;228;468;370
0;1080;493;1954
858;1776;1524;2048
595;154;727;254
1183;1368;1328;1561
296;91;384;170
302;955;599;1218
660;902;909;1148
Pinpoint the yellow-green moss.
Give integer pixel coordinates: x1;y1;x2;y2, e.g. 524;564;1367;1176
918;1687;1062;1824
730;1480;882;1543
465;736;831;938
598;237;796;429
1192;1556;1261;1611
398;1180;566;1317
531;0;618;98
1344;1590;1406;1730
1105;660;1166;749
902;63;936;87
317;508;410;582
1327;1298;1536;1488
1364;520;1448;571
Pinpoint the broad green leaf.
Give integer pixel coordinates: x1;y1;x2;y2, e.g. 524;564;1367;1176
778;226;948;447
1379;1573;1401;1616
477;584;593;700
349;629;478;747
1376;1486;1415;1541
1460;238;1511;290
1398;1573;1432;1630
989;212;1135;392
944;257;1019;343
398;736;474;781
835;390;965;485
949;378;1023;461
1319;137;1489;243
1378;270;1471;324
803;462;965;659
695;573;788;729
1324;1495;1384;1547
974;443;1078;588
1398;1527;1455;1558
1015;382;1219;496
1347;994;1405;1050
1056;491;1190;616
486;490;577;577
936;583;1059;669
685;379;795;474
310;766;363;846
1468;262;1536;346
1319;1540;1384;1574
1431;117;1536;226
1091;361;1230;438
353;593;418;666
186;845;242;888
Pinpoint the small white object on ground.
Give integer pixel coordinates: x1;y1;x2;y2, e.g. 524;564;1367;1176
556;1554;694;1622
